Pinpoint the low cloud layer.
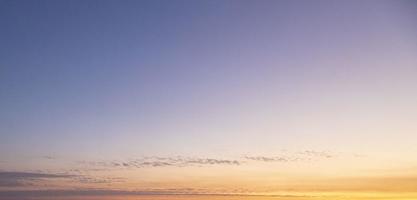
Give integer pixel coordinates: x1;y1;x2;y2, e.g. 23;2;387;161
0;172;73;187
0;188;314;199
0;150;338;189
0;171;124;188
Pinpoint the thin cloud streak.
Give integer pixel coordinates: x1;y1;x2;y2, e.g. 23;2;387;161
245;150;336;163
78;156;241;169
0;189;315;198
77;150;336;170
0;171;125;188
0;172;73;187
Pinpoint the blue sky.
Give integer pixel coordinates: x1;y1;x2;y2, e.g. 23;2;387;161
1;0;417;157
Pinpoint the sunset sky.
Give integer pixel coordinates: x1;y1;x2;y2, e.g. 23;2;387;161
1;0;417;199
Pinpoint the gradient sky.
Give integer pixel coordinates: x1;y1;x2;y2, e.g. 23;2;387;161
1;0;417;199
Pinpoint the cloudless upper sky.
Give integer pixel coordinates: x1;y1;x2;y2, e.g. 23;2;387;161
1;0;417;169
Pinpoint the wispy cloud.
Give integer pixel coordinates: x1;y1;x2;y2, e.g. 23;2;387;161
0;172;73;187
244;156;290;162
42;156;56;160
296;150;334;158
0;189;315;199
0;171;125;188
78;156;241;169
74;176;126;184
75;150;337;172
75;150;339;171
244;150;335;163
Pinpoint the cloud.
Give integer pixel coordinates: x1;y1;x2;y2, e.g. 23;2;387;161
78;156;241;169
76;150;338;171
0;172;71;179
0;179;24;187
2;175;417;199
42;156;56;160
73;176;126;184
296;150;334;158
244;150;335;163
0;189;314;199
0;172;73;187
0;171;128;189
244;156;289;162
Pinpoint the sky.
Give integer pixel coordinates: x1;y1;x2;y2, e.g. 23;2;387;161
1;0;417;199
